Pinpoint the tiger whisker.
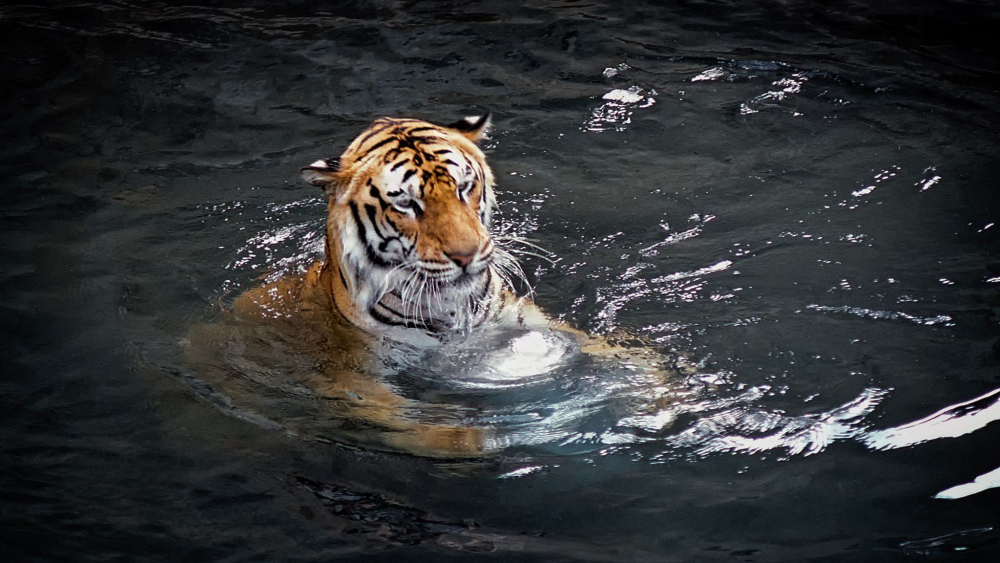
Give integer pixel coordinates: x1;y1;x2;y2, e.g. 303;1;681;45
400;267;422;322
503;248;559;265
494;234;552;254
494;234;558;265
416;272;431;328
491;249;533;297
503;255;534;296
377;260;418;303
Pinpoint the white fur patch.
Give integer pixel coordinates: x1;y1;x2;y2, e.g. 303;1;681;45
310;159;328;168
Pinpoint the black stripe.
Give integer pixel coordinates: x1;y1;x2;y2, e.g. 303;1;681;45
390;159;408;171
369;306;424;329
364;202;404;256
365;245;392;268
338;265;350;290
396;136;418;151
349;201;368;241
369;185;390;210
364;137;396;153
357;123;394;147
364;204;389;242
349;201;392;267
369;307;405;326
374;300;407;319
383;214;400;234
412;135;446;143
401;169;417;183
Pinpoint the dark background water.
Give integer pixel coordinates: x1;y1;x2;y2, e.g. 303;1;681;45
3;1;1000;561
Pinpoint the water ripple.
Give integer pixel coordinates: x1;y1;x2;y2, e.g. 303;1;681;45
805;304;954;326
649;387;886;459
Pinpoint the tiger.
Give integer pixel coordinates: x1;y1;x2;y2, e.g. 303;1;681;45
190;114;676;457
294;113;534;335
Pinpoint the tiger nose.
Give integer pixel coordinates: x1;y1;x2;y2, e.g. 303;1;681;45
444;249;476;268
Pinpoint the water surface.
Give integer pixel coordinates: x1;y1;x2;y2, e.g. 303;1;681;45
3;1;1000;561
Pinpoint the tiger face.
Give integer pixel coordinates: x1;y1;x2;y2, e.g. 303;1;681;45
301;115;507;330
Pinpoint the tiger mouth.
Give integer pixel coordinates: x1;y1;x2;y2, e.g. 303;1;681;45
417;264;490;286
413;248;494;283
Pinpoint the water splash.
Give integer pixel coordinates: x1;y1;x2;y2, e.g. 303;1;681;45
582;85;656;133
740;72;815;116
223;197;326;286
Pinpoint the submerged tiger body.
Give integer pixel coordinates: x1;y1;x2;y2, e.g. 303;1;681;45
194;115;673;457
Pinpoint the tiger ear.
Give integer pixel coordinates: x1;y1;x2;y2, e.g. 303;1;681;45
446;112;492;143
300;158;342;194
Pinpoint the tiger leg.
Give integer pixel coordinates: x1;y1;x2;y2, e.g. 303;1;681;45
313;369;488;458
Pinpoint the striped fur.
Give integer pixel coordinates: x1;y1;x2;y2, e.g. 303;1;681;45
302;115;525;333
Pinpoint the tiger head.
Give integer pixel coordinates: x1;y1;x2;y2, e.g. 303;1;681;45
301;115;512;330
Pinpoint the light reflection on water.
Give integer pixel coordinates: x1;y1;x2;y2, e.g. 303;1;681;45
865;387;1000;452
201;268;1000;468
936;465;1000;500
225;197;326;282
207;139;1000;466
196;299;894;460
206;202;1000;466
190;39;1000;500
805;304;954;326
7;0;1000;558
582;84;657;133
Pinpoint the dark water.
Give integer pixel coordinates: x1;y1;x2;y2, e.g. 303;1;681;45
3;1;1000;561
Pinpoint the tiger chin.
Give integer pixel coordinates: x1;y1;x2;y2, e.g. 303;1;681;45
203;114;673;458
